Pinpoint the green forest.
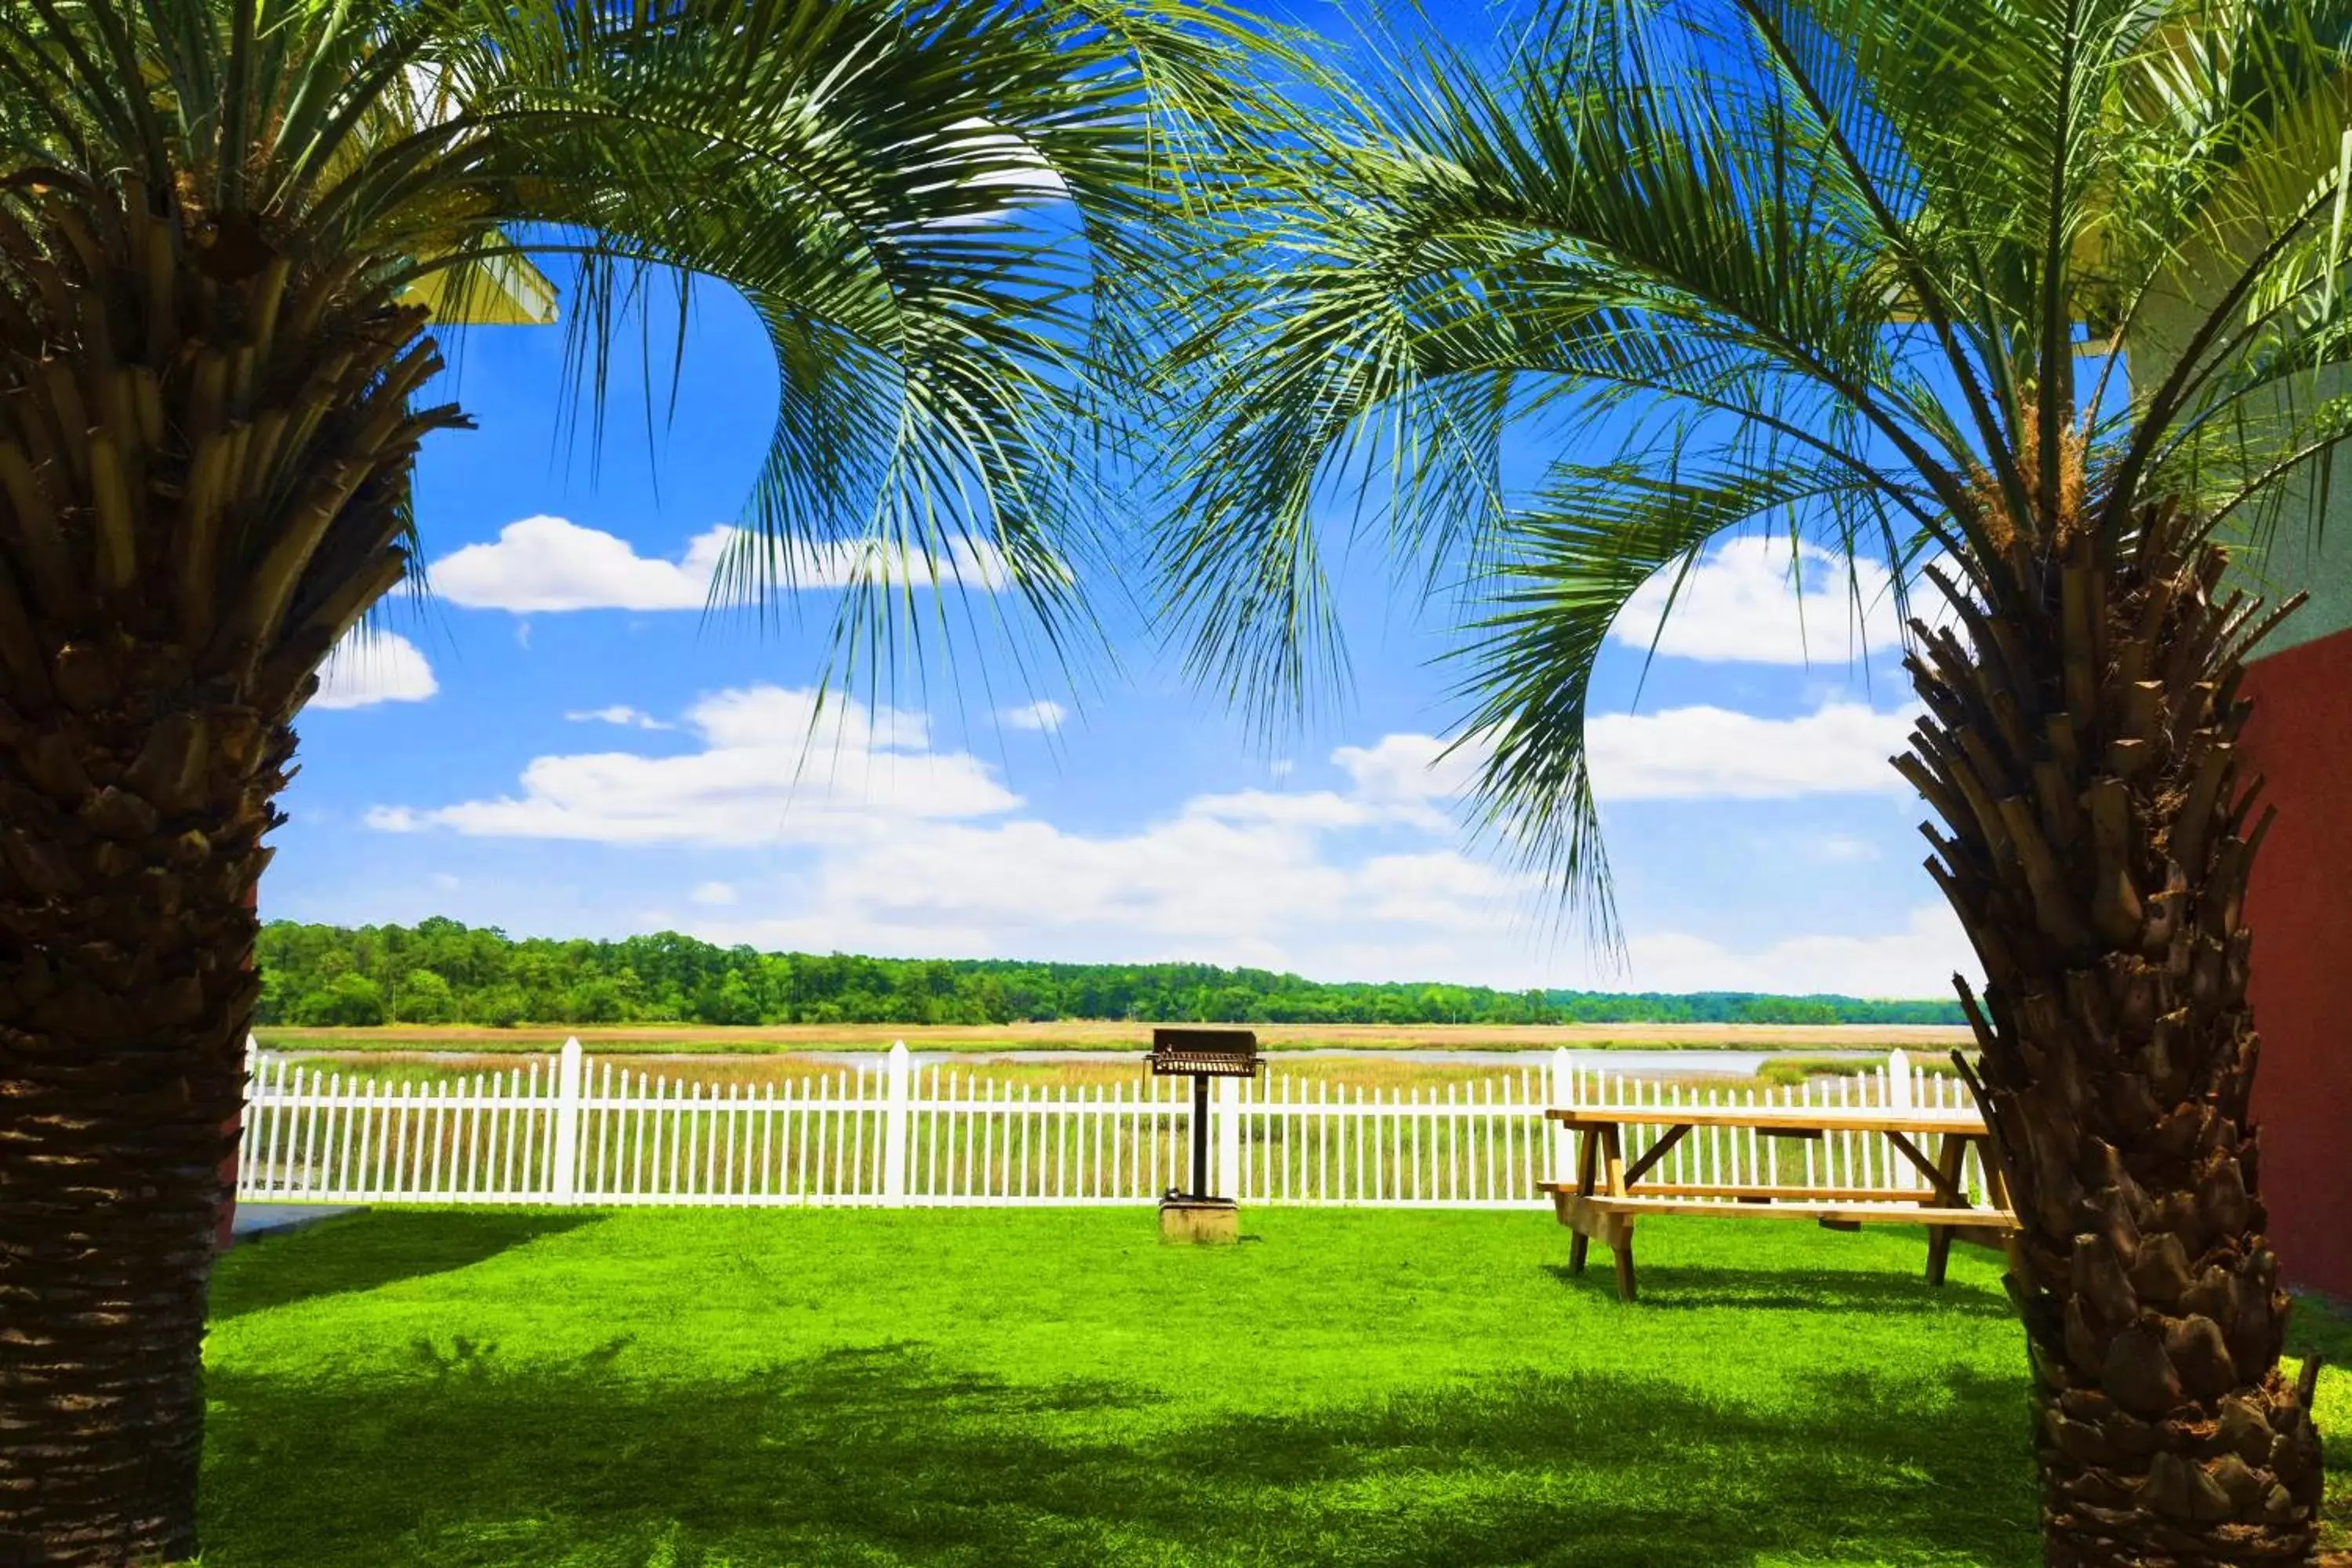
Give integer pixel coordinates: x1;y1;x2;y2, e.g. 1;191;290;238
255;919;1965;1029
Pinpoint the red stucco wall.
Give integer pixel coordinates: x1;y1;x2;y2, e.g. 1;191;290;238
2238;626;2352;1298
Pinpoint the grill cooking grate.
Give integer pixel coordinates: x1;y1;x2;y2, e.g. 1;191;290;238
1149;1029;1261;1078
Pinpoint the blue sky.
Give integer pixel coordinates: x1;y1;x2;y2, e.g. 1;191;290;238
272;257;1972;998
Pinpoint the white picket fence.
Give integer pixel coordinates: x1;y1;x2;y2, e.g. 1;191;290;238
232;1040;1991;1210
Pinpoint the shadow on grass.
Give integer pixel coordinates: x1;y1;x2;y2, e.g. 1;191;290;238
200;1340;2038;1567
1541;1261;2013;1318
2290;1290;2352;1367
2287;1292;2352;1552
208;1210;607;1322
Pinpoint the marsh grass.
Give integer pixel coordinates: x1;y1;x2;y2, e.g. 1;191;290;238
253;1020;1973;1056
264;1051;1879;1102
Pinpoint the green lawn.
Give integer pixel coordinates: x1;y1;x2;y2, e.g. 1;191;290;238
198;1207;2349;1567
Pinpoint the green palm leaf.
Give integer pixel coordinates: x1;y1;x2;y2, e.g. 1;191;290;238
1161;0;2352;916
2;0;1285;702
1457;453;1920;941
0;5;1290;1555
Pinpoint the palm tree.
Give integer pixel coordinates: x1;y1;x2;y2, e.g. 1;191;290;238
1162;2;2350;1560
0;0;1255;1558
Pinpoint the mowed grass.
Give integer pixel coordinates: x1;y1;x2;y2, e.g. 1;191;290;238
199;1207;2352;1567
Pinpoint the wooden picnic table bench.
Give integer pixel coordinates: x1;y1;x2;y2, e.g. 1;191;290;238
1539;1103;2017;1301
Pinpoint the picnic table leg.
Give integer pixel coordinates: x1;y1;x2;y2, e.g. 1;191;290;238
1610;1216;1638;1302
1568;1127;1598;1276
1922;1131;1969;1287
1600;1126;1636;1301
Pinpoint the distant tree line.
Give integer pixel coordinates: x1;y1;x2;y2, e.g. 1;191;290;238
252;919;1965;1029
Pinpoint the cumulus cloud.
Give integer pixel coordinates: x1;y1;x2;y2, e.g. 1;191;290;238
695;804;1541;982
1330;733;1486;829
1612;538;1938;665
1182;789;1381;829
368;685;1018;844
1627;905;1970;996
1181;734;1502;834
367;695;1950;992
1001;699;1065;731
430;517;732;612
1315;701;1915;811
568;705;673;731
369;702;1548;979
426;516;1011;614
312;630;438;710
1588;701;1916;800
905;118;1076;230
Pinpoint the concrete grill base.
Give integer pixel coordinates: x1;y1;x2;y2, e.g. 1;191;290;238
1158;1196;1240;1245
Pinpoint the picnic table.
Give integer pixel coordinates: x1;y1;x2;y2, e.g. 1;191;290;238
1539;1102;2017;1301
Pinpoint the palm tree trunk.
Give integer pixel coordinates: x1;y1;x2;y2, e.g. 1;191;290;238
1;174;456;1563
1903;508;2326;1566
0;700;284;1566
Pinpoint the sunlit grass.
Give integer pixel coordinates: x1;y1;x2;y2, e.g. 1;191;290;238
197;1207;2068;1566
198;1207;2352;1565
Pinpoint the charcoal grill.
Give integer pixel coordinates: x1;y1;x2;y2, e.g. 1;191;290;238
1151;1028;1261;1201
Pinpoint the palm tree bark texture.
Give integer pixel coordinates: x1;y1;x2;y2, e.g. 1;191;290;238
1902;507;2325;1565
0;174;454;1564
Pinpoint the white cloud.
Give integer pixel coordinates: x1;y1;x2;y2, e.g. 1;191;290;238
568;705;673;731
1612;538;1938;665
1183;789;1380;829
1588;700;1915;800
430;517;733;612
694;817;1966;994
909;118;1075;229
695;806;1542;984
368;685;1018;844
367;699;1958;994
1184;734;1499;834
426;516;1011;614
1627;905;1970;996
312;630;438;710
369;708;1552;982
1002;699;1065;731
1330;733;1486;829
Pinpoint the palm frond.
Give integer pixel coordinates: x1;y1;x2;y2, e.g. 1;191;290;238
1158;0;2352;927
2;0;1293;713
1457;454;1918;948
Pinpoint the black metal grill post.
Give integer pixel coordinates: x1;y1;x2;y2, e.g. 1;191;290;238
1191;1073;1210;1196
1149;1028;1261;1208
